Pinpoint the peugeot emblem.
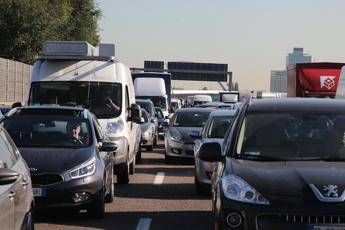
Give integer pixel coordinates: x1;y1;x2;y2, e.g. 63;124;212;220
323;185;339;197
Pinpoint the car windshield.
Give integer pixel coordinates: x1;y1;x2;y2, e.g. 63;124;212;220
137;96;166;109
173;111;211;127
235;112;345;161
137;101;153;116
29;81;122;119
207;116;233;138
2;116;92;148
155;108;164;119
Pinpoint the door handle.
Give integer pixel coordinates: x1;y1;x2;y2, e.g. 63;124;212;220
8;191;16;199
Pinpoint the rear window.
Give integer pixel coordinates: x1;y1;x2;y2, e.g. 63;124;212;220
173;111;211;127
207;116;233;138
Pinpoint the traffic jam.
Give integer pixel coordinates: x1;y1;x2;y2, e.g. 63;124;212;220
1;40;345;230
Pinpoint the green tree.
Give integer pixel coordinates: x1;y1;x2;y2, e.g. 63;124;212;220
0;0;101;64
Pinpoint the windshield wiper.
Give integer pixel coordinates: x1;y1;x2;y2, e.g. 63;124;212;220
241;155;286;161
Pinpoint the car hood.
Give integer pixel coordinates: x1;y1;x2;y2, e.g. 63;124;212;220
230;159;345;204
19;147;95;173
169;127;203;142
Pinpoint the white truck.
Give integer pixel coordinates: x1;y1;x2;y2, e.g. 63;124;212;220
28;41;142;184
192;95;212;106
134;77;170;117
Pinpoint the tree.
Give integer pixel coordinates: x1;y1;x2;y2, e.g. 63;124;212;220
0;0;101;64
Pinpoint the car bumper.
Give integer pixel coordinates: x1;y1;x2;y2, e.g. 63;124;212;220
165;138;195;158
195;158;215;184
218;195;345;230
33;173;103;209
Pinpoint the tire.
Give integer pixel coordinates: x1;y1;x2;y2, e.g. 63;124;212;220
88;188;105;219
117;162;129;184
194;175;209;196
146;143;153;151
136;148;142;162
165;154;173;163
129;157;136;175
153;133;158;147
105;168;114;203
25;209;34;230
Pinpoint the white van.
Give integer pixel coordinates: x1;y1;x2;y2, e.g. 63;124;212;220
192;95;212;106
28;41;142;184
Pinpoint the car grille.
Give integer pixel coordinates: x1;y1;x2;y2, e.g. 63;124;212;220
31;173;64;186
261;214;345;225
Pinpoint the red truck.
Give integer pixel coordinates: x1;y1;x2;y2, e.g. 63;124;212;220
287;62;345;98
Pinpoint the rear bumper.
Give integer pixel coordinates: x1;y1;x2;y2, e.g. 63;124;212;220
165;138;194;158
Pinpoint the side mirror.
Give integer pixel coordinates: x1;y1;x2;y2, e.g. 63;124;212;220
99;142;118;152
140;117;145;124
0;168;19;185
190;131;201;139
198;142;223;162
129;104;142;123
162;121;169;128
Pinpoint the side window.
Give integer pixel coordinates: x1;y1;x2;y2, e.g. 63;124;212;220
0;130;17;168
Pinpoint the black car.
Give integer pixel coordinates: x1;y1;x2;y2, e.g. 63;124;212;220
198;98;345;230
155;107;166;140
1;106;117;218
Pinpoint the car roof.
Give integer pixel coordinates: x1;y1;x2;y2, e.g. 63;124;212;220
209;109;237;117
248;98;345;113
174;108;214;113
6;105;90;118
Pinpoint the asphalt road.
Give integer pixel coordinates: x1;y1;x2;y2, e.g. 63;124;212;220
35;142;213;230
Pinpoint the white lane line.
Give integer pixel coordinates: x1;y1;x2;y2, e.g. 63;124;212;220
153;172;165;185
136;218;152;230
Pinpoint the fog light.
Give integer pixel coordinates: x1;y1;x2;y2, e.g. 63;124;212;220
226;213;242;228
72;192;90;203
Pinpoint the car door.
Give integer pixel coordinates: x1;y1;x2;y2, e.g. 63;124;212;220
0;129;23;230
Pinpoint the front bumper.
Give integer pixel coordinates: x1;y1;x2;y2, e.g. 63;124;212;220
165;138;195;158
33;172;103;209
218;195;345;230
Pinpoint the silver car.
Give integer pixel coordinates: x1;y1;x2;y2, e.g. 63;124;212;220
164;108;213;162
0;126;34;229
140;109;156;152
193;109;237;194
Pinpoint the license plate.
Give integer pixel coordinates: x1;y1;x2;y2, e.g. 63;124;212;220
32;188;45;197
311;225;345;230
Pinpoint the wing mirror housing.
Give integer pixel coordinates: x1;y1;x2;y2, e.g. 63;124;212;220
129;104;142;124
99;142;118;152
190;131;201;139
0;168;20;185
197;142;224;162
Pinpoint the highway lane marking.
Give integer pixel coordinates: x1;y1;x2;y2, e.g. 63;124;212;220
153;172;165;185
136;218;152;230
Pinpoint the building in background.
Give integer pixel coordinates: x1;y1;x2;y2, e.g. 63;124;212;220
270;70;287;92
286;47;312;66
132;61;232;91
269;47;312;93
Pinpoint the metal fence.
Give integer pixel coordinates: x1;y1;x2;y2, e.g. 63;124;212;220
0;57;32;104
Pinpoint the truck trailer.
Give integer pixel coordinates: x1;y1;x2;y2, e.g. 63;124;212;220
287;62;345;98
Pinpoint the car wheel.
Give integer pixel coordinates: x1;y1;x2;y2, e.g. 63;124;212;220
165;153;173;163
214;216;225;230
105;168;114;203
146;143;153;151
25;209;34;230
117;162;129;184
136;148;142;162
194;175;210;196
129;157;136;175
88;188;105;219
153;133;158;146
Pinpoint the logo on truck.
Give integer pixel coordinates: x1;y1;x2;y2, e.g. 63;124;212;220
320;76;336;90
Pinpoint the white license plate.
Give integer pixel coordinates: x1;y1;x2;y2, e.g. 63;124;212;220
32;188;45;197
312;225;345;230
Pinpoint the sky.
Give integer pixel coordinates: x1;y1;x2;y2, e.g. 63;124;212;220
97;0;345;91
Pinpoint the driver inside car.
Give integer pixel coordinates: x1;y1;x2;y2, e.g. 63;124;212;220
66;121;87;145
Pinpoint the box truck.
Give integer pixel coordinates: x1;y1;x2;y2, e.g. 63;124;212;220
287;62;345;98
28;41;142;184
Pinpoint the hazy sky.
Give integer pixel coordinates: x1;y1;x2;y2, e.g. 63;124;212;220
98;0;345;90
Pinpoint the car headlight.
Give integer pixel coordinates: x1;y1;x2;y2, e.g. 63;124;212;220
106;119;124;135
69;157;96;179
221;174;269;205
